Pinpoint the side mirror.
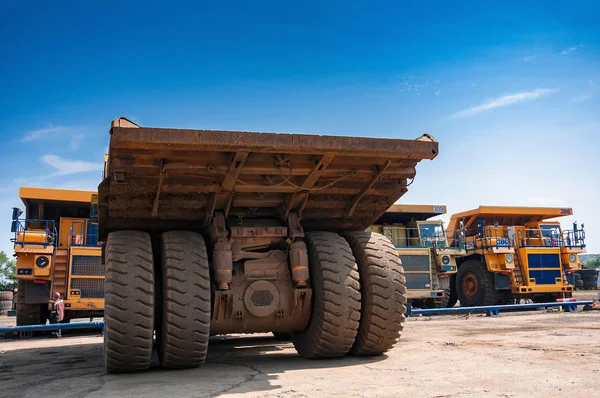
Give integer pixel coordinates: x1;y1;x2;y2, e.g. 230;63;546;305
12;207;22;221
90;194;99;223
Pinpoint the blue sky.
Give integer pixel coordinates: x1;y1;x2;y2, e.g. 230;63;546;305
1;1;599;254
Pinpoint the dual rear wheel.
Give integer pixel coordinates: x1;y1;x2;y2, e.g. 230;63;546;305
104;230;407;373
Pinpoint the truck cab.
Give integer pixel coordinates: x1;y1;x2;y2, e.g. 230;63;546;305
370;204;466;308
11;187;104;326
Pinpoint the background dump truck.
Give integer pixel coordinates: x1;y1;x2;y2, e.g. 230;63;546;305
369;204;465;308
445;206;586;307
10;187;103;326
97;117;438;373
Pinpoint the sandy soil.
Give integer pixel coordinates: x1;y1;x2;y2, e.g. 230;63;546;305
1;305;599;398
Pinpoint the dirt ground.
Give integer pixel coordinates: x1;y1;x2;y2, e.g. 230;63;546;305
1;297;598;398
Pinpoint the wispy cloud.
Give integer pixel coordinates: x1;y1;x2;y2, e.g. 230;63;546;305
449;88;558;119
561;44;583;55
19;125;72;142
523;55;536;62
570;80;597;103
41;155;102;177
69;133;84;150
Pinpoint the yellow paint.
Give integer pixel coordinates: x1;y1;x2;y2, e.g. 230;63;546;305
58;217;88;248
64;299;105;310
386;203;447;215
19;187;96;204
70;246;101;256
447;205;574;231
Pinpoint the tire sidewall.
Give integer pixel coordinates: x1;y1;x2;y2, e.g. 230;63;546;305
456;260;489;307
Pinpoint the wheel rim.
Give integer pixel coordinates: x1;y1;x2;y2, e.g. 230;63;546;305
462;272;480;300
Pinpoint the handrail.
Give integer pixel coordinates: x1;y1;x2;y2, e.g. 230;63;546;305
11;218;57;248
382;225;452;249
517;228;586;249
68;220;101;247
464;225;514;251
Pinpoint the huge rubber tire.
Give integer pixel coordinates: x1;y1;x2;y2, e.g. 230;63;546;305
159;231;211;369
0;291;13;301
16;280;45;326
456;259;499;307
291;232;361;359
104;231;155;373
343;232;407;356
443;274;459;308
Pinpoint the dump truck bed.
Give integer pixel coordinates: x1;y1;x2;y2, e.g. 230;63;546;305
447;205;573;232
375;204;447;224
98;117;438;238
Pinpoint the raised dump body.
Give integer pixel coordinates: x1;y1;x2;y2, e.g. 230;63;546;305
370;204;466;308
98;117;438;373
445;206;586;307
11;187;103;326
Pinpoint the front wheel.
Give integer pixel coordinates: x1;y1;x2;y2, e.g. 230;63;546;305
456;259;499;307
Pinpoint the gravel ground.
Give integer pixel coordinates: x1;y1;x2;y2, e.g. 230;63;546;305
1;303;599;398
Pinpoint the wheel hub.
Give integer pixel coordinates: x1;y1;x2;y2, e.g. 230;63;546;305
462;272;480;300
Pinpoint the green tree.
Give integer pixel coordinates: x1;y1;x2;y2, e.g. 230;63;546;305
0;251;17;291
586;257;600;268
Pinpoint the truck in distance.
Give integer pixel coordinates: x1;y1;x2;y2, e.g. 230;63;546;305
10;187;103;326
445;206;585;307
369;204;466;308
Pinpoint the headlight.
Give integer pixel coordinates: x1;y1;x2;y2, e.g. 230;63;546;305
569;254;576;263
442;255;450;265
505;254;514;263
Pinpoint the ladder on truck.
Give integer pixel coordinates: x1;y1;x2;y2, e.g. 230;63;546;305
50;249;69;299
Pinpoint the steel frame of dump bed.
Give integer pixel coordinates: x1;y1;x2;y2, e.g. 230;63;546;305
98;118;438;238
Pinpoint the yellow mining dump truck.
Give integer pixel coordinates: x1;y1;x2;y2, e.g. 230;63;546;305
369;204;466;308
445;206;586;307
10;187;103;325
97;117;438;373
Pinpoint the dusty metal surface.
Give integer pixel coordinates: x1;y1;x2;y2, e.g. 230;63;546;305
98;117;438;238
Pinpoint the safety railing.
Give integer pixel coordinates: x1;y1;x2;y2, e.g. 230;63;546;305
68;221;101;247
517;228;585;249
561;229;586;249
444;229;466;251
383;225;463;250
10;218;57;248
464;226;513;252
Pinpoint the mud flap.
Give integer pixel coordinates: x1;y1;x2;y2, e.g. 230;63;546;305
23;280;50;304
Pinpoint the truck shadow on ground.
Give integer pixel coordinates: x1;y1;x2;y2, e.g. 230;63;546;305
0;334;389;398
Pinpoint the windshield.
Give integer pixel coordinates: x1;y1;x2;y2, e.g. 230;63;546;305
540;225;561;238
419;223;444;238
418;223;447;248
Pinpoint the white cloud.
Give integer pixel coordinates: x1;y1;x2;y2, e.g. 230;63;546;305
570;80;597;103
434;90;441;97
570;94;592;103
523;55;536;62
41;155;103;177
561;44;583;55
449;88;558;118
69;133;84;150
19;125;72;142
